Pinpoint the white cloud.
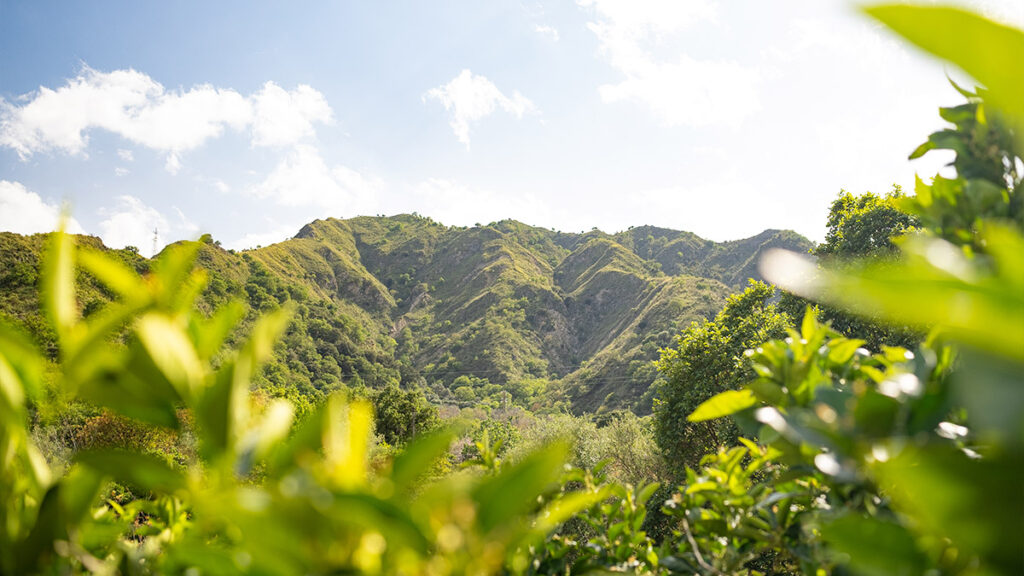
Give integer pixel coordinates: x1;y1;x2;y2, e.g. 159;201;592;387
121;84;251;155
424;70;535;148
164;153;182;175
249;144;381;215
534;24;560;42
114;167;129;177
97;195;197;257
578;0;760;127
117;148;133;161
0;66;333;170
0;180;85;235
250;82;333;147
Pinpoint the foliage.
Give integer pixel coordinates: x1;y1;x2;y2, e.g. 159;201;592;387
370;384;440;447
689;6;1024;575
1;216;808;416
661;442;827;575
816;187;918;259
781;188;921;350
904;83;1022;250
532;469;661;575
460;418;522;465
653;281;791;475
0;230;607;575
2;5;1020;576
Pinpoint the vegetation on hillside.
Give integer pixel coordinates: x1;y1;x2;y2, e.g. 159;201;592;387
0;3;1021;575
1;215;807;415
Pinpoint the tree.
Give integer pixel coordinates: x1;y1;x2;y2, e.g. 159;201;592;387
687;7;1024;574
905;82;1022;248
371;384;440;446
781;187;921;349
816;186;918;259
653;281;791;475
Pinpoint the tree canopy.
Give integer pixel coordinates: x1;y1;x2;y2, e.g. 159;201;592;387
653;280;790;474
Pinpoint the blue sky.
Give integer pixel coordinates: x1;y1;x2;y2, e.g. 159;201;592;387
1;0;1021;254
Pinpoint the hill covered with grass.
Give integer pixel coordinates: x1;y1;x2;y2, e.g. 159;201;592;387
0;215;811;413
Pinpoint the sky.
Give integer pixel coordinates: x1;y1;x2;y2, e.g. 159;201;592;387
1;0;1022;255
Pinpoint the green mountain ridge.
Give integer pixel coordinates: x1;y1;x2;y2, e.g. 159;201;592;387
0;215;812;413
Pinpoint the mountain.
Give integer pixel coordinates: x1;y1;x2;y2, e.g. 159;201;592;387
0;215;812;414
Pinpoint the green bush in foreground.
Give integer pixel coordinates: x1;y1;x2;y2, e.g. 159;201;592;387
689;5;1024;574
2;4;1022;575
0;232;608;575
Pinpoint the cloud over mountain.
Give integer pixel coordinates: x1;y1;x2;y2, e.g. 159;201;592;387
0;67;332;171
424;70;535;148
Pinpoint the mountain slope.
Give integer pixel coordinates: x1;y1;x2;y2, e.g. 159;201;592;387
0;215;812;413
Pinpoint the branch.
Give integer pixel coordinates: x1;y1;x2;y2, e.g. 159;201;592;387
680;516;724;576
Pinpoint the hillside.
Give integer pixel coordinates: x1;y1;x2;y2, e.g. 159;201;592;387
0;215;811;413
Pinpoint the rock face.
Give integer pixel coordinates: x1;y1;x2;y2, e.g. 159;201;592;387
0;216;812;413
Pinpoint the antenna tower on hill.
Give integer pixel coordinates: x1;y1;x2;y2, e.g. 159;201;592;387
152;227;158;257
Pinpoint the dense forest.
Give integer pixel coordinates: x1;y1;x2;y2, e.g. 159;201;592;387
1;4;1022;576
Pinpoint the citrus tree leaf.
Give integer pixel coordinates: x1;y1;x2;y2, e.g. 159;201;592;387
865;5;1024;132
688;389;757;422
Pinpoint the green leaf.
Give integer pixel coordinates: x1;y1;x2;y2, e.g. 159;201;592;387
250;399;295;460
198;306;293;461
164;542;242;576
63;300;147;384
776;232;1024;362
150;241;202;304
192;300;246;361
78;369;181;429
13;468;102;574
908;139;934;160
16;485;65;574
637;482;661;507
684;481;717;495
390;429;456;490
0;321;43;403
473;442;567;534
747;378;785;405
265;400;327;474
800;305;818;341
853;389;900;437
951;347;1024;446
828;338;867;365
688;389;757;422
533;487;610;534
236;399;295;474
242;305;294;368
78;248;144;301
135;313;204;402
876;445;1023;571
42;226;76;342
60;465;106;526
821;514;928;576
330;493;431;553
864;5;1024;131
0;351;27;419
196;360;243;461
